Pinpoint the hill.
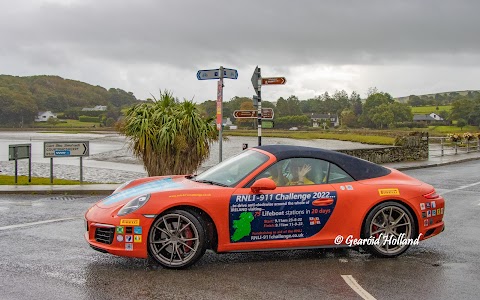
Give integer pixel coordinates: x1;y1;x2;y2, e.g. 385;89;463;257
395;90;480;104
0;75;139;126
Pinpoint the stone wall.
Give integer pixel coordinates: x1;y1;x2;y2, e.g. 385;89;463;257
336;132;429;164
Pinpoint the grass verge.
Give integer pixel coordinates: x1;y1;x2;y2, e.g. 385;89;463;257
224;130;395;145
0;175;92;185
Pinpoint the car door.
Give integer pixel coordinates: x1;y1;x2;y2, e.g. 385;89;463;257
224;158;340;251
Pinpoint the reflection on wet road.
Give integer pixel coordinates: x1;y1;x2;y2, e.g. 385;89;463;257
0;160;479;299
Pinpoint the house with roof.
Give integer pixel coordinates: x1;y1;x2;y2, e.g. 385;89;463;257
309;113;339;128
413;113;444;124
35;111;57;122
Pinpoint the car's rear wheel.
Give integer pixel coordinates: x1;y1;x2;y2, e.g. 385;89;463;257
148;209;207;269
363;201;416;257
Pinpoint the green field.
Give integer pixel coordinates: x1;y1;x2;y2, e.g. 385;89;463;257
34;119;102;128
225;130;395;145
411;106;452;114
427;125;479;134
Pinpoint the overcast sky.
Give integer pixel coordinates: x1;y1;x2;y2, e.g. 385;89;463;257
1;0;479;102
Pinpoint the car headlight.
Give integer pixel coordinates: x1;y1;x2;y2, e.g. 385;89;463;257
117;194;150;216
113;180;133;194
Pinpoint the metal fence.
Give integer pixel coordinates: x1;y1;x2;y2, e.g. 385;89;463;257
429;137;480;157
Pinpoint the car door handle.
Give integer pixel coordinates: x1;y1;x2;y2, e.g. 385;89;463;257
312;198;334;206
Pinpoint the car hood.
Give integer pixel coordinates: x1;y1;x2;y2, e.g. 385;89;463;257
97;176;215;209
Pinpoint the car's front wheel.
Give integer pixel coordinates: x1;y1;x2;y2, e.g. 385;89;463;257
363;201;416;257
148;209;207;268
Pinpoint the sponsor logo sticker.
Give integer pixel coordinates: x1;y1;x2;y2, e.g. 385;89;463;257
420;203;425;210
437;209;441;215
441;208;444;215
432;210;436;216
125;243;133;251
134;226;142;234
426;203;431;209
116;235;124;242
431;201;436;208
429;219;434;225
134;235;142;243
422;212;427;218
125;235;133;243
115;226;124;234
424;219;429;227
126;227;133;234
346;185;354;191
120;219;140;226
427;210;431;217
378;188;400;196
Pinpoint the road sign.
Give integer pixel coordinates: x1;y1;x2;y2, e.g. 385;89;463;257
197;68;238;80
233;108;274;119
9;144;31;161
262;77;286;85
44;141;89;158
251;66;261;94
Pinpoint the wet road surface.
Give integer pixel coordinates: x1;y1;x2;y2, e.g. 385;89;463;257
0;161;479;299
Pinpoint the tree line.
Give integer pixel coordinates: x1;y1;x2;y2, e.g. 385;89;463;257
0;75;138;126
196;89;480;129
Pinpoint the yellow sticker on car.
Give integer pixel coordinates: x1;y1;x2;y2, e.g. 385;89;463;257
378;188;400;196
120;219;140;226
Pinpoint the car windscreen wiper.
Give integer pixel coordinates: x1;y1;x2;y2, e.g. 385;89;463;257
193;179;229;187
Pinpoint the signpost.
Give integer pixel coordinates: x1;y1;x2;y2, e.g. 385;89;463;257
8;144;32;184
251;66;286;146
233;108;274;119
262;77;287;85
197;66;238;162
44;141;89;184
197;68;238;80
251;66;262;146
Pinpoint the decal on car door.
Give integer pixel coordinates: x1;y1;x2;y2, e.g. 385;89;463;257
229;191;337;242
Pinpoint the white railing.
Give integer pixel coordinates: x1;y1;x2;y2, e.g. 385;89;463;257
429;137;480;157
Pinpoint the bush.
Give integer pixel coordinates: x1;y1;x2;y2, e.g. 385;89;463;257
79;116;100;122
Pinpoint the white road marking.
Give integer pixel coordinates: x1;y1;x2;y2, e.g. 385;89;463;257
341;275;377;300
0;217;80;231
439;180;480;196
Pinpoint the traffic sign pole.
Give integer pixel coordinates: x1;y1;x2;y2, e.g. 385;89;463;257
218;66;224;163
257;77;262;146
197;66;237;163
251;66;262;146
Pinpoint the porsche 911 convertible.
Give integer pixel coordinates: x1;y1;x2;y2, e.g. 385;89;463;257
85;145;445;268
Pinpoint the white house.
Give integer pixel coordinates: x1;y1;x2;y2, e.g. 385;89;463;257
35;111;57;122
82;105;107;111
429;112;444;121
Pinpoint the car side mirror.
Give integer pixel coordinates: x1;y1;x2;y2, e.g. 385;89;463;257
251;178;277;193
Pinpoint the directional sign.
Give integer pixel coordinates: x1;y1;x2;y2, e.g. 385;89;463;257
262;77;286;85
251;66;261;93
233;108;274;119
44;141;89;158
197;68;238;80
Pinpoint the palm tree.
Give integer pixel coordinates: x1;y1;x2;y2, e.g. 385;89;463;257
119;90;218;176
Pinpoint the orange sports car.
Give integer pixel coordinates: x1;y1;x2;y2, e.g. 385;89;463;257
85;145;445;268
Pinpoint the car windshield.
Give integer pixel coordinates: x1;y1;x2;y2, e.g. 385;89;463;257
194;150;269;187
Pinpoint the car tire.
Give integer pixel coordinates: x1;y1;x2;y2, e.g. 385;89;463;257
362;201;416;257
148;209;207;269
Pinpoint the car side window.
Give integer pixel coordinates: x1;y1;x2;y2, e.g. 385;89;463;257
253;158;330;186
327;163;354;183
